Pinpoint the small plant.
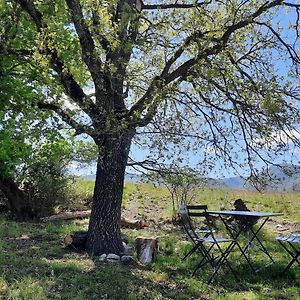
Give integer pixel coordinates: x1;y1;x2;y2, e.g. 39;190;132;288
149;167;203;220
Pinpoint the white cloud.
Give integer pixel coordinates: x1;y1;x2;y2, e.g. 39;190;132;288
252;129;300;148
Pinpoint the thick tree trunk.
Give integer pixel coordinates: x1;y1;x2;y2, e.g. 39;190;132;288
0;175;35;219
86;131;134;255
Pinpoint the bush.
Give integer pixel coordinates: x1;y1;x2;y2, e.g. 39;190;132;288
22;166;70;217
18;139;74;217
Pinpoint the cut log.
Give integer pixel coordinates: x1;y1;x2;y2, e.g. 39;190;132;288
120;216;149;229
135;236;158;264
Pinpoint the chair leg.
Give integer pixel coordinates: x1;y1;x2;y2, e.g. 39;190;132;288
280;254;300;275
207;241;237;284
220;242;239;282
183;243;202;260
280;251;300;275
192;244;214;277
278;241;300;275
192;241;238;284
289;243;300;266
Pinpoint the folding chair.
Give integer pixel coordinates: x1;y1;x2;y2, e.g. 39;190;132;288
179;204;238;284
179;204;213;261
276;234;300;275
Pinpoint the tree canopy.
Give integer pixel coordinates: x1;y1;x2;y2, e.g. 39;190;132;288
1;0;300;254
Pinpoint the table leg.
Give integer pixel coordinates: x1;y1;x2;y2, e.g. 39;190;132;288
219;215;256;273
249;224;274;263
207;240;239;284
240;217;276;272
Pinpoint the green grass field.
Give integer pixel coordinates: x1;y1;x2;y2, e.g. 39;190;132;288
0;181;299;299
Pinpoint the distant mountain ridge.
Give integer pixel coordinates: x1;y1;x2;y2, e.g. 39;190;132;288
81;165;300;191
256;165;300;191
83;173;142;182
215;165;300;191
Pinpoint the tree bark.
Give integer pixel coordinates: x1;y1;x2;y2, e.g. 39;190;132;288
0;175;35;219
86;130;134;255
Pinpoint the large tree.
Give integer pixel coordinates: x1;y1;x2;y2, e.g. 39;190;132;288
1;0;300;255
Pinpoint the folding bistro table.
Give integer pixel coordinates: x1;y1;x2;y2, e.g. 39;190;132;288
207;210;283;273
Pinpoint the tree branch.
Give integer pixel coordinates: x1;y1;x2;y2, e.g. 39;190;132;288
65;0;104;87
255;21;300;63
15;0;95;116
166;0;285;83
91;10;111;52
0;49;33;56
141;0;211;10
128;0;286;124
161;29;210;77
283;2;300;8
37;102;93;136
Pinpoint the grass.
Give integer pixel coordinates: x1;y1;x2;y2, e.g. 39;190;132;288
120;181;300;222
0;182;299;299
195;188;300;222
71;179;300;222
0;217;299;299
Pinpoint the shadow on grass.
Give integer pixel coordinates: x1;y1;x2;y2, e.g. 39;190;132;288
0;215;299;300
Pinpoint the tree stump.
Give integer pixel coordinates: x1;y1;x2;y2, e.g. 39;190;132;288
135;236;158;264
64;231;129;251
64;231;87;250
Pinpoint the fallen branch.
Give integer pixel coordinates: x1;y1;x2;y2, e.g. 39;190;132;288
41;210;91;222
120;216;149;229
42;210;150;229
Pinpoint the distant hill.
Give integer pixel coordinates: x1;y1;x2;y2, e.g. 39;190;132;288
81;165;300;191
83;173;142;182
219;176;247;189
204;177;246;190
255;165;300;191
211;165;300;191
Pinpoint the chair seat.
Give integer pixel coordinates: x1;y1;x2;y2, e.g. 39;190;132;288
195;229;215;234
276;235;300;243
194;237;232;243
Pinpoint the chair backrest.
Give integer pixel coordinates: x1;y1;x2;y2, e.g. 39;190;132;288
186;205;208;217
179;204;208;240
179;204;197;240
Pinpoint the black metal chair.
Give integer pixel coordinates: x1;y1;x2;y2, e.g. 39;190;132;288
179;204;213;261
277;234;300;275
179;204;238;283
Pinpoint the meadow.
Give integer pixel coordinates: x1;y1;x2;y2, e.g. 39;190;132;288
0;181;299;299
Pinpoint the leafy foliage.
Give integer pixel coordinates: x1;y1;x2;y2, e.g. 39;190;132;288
1;0;300;252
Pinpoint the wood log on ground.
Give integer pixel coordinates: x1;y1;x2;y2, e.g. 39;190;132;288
120;216;149;229
42;210;91;222
42;211;149;229
135;236;158;264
